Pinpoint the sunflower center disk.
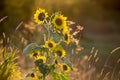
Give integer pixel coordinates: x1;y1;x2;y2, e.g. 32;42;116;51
63;65;68;70
38;59;44;63
56;50;62;57
39;59;43;63
48;43;53;48
55;59;58;64
65;34;68;40
33;52;38;57
31;73;35;77
38;13;45;21
55;18;62;26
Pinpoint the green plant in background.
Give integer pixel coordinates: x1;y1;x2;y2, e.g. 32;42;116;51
0;47;21;80
23;8;74;80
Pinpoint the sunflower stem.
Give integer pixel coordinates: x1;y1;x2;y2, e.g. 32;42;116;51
43;75;46;80
44;19;50;40
43;34;47;43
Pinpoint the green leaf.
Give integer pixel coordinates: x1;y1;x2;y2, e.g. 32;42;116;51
50;30;63;43
23;43;38;56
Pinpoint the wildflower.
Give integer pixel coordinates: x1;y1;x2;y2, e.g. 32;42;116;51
54;59;60;66
36;56;46;63
27;72;38;80
34;8;48;24
55;59;59;65
54;45;66;58
62;26;69;34
30;73;36;77
51;14;67;30
29;51;40;58
61;64;70;72
63;32;70;44
45;40;56;50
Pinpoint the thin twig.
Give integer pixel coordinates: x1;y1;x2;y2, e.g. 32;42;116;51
0;16;8;23
15;21;23;31
111;47;120;54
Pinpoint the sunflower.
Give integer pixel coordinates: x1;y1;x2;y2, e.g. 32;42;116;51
27;72;38;80
54;45;66;58
53;59;60;68
51;14;67;30
36;56;46;63
30;72;37;78
34;8;48;24
63;32;70;44
55;59;59;65
45;40;56;50
61;64;70;72
62;26;69;34
29;51;40;58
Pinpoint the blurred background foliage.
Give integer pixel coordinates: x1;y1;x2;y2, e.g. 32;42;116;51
0;0;36;36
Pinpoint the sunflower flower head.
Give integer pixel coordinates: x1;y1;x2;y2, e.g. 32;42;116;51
61;64;71;72
63;32;70;44
34;8;48;24
62;26;69;34
52;59;60;68
29;51;40;58
54;45;66;58
36;56;46;63
55;59;59;65
51;13;67;31
30;73;36;78
45;40;56;50
27;71;38;80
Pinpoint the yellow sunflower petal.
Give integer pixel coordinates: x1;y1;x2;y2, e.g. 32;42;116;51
36;56;46;63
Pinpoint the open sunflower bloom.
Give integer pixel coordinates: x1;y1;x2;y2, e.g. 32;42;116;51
45;40;56;50
34;8;48;24
51;14;67;31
